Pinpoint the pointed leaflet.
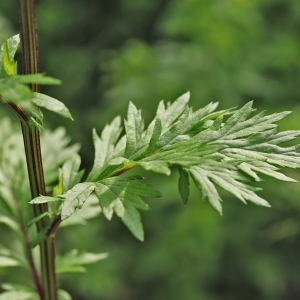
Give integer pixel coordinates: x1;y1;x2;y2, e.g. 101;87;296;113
189;167;223;214
157;92;190;133
237;161;297;182
60;183;95;220
61;153;83;192
138;138;222;171
177;167;190;205
32;93;73;120
94;176;162;241
87;117;123;181
124;102;144;158
13;74;61;85
29;196;63;204
130;118;163;161
189;165;270;213
157;101;220;147
26;212;52;228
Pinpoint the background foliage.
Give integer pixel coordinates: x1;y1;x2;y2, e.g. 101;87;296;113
1;0;300;299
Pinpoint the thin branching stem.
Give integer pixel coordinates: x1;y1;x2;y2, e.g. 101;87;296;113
8;184;44;299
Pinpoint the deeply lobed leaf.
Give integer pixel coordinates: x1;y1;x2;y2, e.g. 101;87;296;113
94;95;300;218
29;93;300;240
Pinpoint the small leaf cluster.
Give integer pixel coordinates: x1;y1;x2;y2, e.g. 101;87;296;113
32;92;300;241
0;35;73;129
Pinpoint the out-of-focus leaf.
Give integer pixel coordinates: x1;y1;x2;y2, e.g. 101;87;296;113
29;226;49;248
14;74;61;85
0;256;20;267
56;249;108;274
0;245;26;268
177;166;190;205
0;75;60;106
0;291;38;300
0;211;19;236
26;212;52;228
58;290;73;300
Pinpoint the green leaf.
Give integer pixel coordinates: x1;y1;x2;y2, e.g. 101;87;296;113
26;212;52;228
32;93;73;120
58;290;73;300
177;167;190;205
0;34;20;79
61;153;83;192
1;283;35;292
60;183;95;220
156;92;190;133
30;226;49;248
87;117;123;181
59;194;101;227
60;93;300;221
0;256;20;267
0;212;19;236
0;245;26;268
187;163;270;213
131;117;162;160
29;196;63;204
124;102;144;158
41;127;80;186
157;101;220;148
2;40;17;77
56;249;108;274
0;77;33;104
0;291;38;300
0;75;61;124
14;74;61;85
137;161;171;176
94;176;161;241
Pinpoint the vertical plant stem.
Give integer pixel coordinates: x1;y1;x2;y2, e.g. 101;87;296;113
19;1;58;299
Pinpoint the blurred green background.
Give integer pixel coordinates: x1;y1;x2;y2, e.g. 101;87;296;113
1;0;300;299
